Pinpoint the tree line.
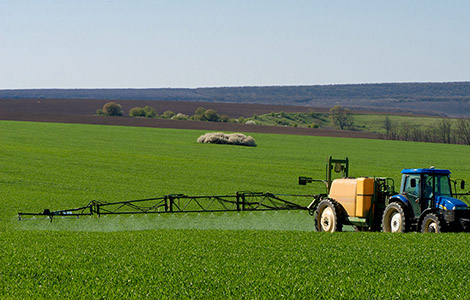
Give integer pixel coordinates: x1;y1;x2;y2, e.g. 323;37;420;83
329;105;470;145
96;102;231;123
3;82;470;117
382;116;470;145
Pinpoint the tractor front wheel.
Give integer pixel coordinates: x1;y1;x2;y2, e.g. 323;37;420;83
315;199;343;232
421;213;446;233
382;202;408;233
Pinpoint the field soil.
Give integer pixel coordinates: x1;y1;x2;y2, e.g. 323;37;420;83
0;98;379;139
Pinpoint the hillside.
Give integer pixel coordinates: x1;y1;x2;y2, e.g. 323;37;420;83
0;98;379;139
2;82;470;117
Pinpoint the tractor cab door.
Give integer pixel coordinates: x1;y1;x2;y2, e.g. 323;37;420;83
403;174;421;217
422;174;435;210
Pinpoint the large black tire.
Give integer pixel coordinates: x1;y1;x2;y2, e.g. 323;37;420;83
382;202;409;233
315;199;343;232
421;213;446;233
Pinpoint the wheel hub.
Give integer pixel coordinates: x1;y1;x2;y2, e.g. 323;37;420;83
320;207;334;232
424;220;438;233
390;212;402;232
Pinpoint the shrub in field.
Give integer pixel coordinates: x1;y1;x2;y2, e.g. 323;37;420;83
130;106;157;118
102;102;123;116
192;107;206;121
197;132;256;147
96;109;105;116
143;106;157;118
204;109;220;122
191;107;224;122
220;115;229;123
129;107;146;117
171;113;189;120
161;110;176;119
245;120;257;125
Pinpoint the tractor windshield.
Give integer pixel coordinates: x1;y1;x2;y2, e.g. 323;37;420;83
435;175;452;197
423;174;452;198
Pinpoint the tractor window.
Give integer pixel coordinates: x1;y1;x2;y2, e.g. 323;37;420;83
423;175;433;199
404;175;420;197
435;175;452;197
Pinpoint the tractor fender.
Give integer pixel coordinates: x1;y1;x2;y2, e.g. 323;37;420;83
388;195;414;219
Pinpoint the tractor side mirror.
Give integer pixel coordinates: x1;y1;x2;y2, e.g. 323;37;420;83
461;180;466;190
410;178;416;188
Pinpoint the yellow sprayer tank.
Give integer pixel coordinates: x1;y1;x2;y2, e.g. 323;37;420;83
328;177;374;217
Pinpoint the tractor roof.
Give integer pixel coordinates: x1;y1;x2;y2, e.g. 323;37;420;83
401;168;451;175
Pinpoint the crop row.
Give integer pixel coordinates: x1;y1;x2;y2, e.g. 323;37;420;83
1;230;469;299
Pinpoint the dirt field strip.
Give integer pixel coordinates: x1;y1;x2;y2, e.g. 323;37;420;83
0;98;380;139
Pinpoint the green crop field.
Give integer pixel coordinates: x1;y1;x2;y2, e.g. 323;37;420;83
246;111;449;135
1;120;470;299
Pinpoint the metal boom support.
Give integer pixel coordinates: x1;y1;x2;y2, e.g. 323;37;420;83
18;192;316;222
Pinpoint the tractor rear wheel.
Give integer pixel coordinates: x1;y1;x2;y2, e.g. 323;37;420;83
421;213;446;233
382;202;408;233
315;199;343;232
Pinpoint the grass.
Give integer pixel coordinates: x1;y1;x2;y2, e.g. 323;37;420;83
2;230;469;299
246;111;456;135
2;120;470;298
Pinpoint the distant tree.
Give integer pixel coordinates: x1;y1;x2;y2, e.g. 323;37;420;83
129;107;146;117
102;102;123;116
437;118;452;143
171;113;189;120
195;107;206;115
192;107;207;121
161;110;175;119
383;116;398;140
383;116;392;137
143;106;157;118
400;122;412;141
204;109;220;122
96;109;105;116
329;105;354;130
456;118;470;145
220;115;229;123
411;127;423;142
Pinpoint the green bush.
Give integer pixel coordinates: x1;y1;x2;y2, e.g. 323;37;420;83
171;113;189;120
96;109;105;116
102;102;123;116
161;110;176;119
204;109;220;122
129;107;146;117
192;107;206;121
143;106;157;118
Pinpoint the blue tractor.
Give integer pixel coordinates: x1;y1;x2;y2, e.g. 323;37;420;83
300;158;470;233
382;168;470;233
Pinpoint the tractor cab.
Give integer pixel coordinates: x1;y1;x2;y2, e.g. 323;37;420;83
382;167;470;233
400;168;468;217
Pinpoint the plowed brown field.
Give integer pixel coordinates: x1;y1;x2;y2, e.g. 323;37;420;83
0;98;379;139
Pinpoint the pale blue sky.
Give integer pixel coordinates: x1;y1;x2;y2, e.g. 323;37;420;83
1;0;469;89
